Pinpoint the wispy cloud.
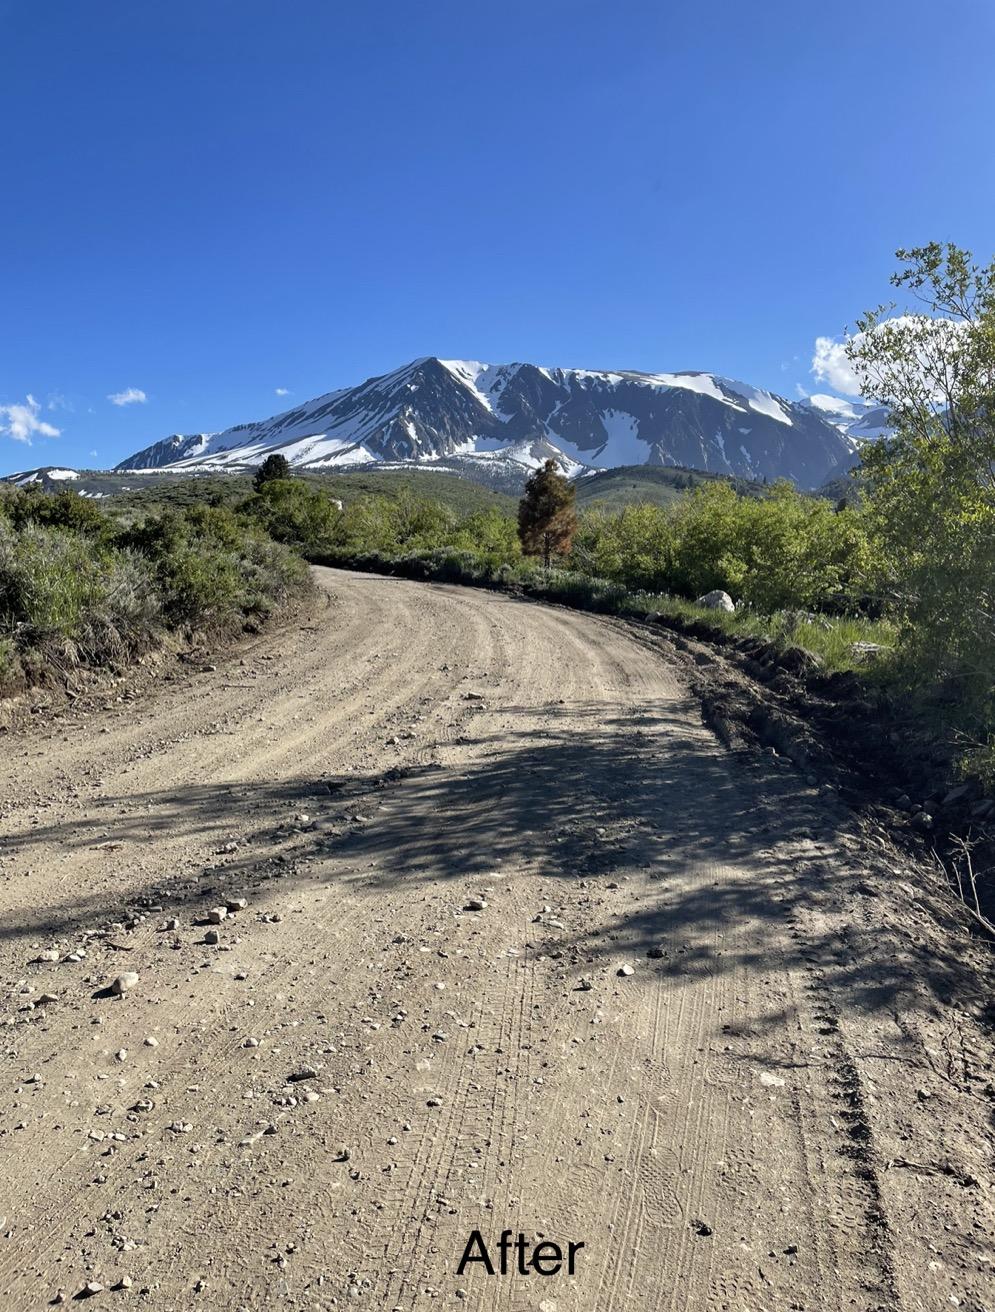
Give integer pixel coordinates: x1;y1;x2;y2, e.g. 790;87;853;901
0;395;61;444
108;387;147;407
275;387;290;396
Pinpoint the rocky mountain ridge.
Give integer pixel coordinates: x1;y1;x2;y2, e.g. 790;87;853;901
115;356;861;489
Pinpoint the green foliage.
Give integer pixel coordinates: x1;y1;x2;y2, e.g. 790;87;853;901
0;492;309;694
575;463;764;511
571;481;873;612
118;504;307;624
0;520;111;639
297;470;514;516
329;493;451;555
103;469;515;524
253;453;292;490
572;504;674;592
439;508;521;567
847;243;995;727
1;484;112;538
246;479;343;552
309;471;874;627
518;460;578;568
316;493;523;566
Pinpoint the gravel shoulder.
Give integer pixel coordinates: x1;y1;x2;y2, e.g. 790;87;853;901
0;567;992;1311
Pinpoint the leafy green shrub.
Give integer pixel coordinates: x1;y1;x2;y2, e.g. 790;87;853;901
664;481;873;611
1;485;111;538
0;521;111;640
246;479;342;552
0;491;311;699
118;504;308;625
568;482;873;613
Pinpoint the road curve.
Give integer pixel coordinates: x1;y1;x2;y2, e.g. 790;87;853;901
0;567;991;1311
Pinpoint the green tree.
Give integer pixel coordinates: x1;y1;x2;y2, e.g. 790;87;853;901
846;243;995;719
247;480;342;552
253;453;292;491
517;460;578;570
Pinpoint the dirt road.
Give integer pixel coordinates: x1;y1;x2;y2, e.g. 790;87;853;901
1;568;992;1311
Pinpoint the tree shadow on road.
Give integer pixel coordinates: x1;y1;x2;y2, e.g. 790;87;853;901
3;698;990;1033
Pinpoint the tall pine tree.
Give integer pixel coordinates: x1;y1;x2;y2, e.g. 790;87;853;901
517;459;578;570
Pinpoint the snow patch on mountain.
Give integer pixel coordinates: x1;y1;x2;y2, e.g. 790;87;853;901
804;393;891;441
116;356;858;488
647;371;728;403
8;467;79;486
721;380;793;425
438;360;519;416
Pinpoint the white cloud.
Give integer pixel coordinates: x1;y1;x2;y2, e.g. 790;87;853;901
811;336;862;397
275;387;290;396
89;449;98;459
0;395;61;444
108;387;147;407
812;315;971;402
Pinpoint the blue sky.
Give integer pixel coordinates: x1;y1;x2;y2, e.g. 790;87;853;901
2;0;994;474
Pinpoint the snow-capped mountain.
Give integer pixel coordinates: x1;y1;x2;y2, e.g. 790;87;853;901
0;466;118;497
802;393;891;442
6;466;82;487
116;357;859;488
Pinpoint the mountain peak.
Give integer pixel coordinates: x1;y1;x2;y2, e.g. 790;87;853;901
115;356;858;488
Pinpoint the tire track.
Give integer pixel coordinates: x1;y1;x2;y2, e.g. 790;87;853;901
0;568;984;1310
